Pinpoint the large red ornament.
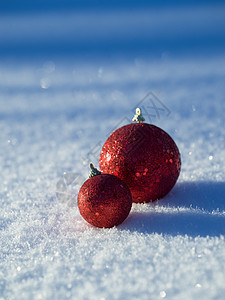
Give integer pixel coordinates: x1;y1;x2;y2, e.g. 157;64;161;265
78;166;132;228
99;121;181;203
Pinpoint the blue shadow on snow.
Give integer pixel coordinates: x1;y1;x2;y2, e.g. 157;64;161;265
120;181;225;237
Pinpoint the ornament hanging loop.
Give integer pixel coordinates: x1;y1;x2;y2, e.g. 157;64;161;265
132;107;145;123
89;163;101;178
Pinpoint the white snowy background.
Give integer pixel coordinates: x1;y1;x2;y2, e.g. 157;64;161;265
1;1;225;299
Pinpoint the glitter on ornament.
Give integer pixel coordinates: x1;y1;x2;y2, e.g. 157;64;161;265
77;164;132;228
99;108;181;203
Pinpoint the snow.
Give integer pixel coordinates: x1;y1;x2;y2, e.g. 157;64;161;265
1;2;225;299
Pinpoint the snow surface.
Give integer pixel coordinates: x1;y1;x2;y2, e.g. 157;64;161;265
1;2;225;300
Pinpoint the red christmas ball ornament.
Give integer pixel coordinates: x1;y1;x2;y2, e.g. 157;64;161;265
77;164;132;228
99;108;181;203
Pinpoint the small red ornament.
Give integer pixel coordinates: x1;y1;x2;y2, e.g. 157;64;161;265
77;164;132;228
99;108;181;203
